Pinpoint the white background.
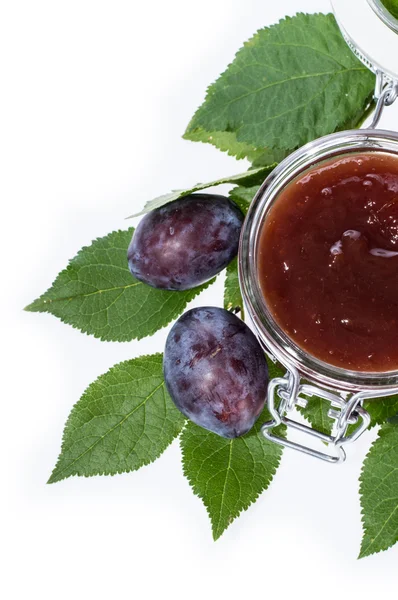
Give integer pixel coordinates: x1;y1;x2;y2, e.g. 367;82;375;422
2;0;398;598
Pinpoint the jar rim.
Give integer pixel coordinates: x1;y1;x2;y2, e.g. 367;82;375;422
332;0;398;81
239;128;398;393
368;1;398;34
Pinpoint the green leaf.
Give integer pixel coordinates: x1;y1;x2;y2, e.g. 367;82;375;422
298;395;335;436
260;358;398;437
267;360;285;380
365;396;398;427
359;423;398;558
224;257;244;318
299;394;398;437
229;185;260;215
261;360;335;436
185;13;375;152
344;394;398;437
25;228;213;342
129;165;276;217
48;354;185;483
184;127;287;165
180;401;284;540
183;128;263;160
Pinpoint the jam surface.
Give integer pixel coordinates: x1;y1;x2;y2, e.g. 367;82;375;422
258;152;398;372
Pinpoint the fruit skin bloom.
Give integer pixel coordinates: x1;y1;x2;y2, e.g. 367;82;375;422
164;307;269;438
127;194;244;291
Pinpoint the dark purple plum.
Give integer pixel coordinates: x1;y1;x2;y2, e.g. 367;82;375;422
163;307;269;438
128;194;244;290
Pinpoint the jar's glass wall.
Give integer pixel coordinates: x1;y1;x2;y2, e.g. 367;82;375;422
239;129;398;393
369;0;398;33
331;0;398;80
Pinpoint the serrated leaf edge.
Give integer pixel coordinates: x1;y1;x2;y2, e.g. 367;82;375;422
179;427;283;540
25;227;133;313
358;424;398;558
48;353;185;483
128;165;276;218
25;227;216;342
26;278;212;342
184;12;372;152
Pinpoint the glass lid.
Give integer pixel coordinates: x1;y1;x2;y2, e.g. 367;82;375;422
331;0;398;80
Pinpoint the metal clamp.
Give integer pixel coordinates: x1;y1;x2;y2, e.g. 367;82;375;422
261;365;378;464
369;70;398;129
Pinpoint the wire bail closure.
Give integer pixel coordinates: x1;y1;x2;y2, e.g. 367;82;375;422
261;364;398;463
261;362;398;463
369;71;398;129
261;366;371;463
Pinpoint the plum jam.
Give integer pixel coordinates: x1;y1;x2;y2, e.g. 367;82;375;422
258;152;398;372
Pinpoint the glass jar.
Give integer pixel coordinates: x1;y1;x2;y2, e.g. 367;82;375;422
332;0;398;80
237;2;398;463
369;1;398;34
